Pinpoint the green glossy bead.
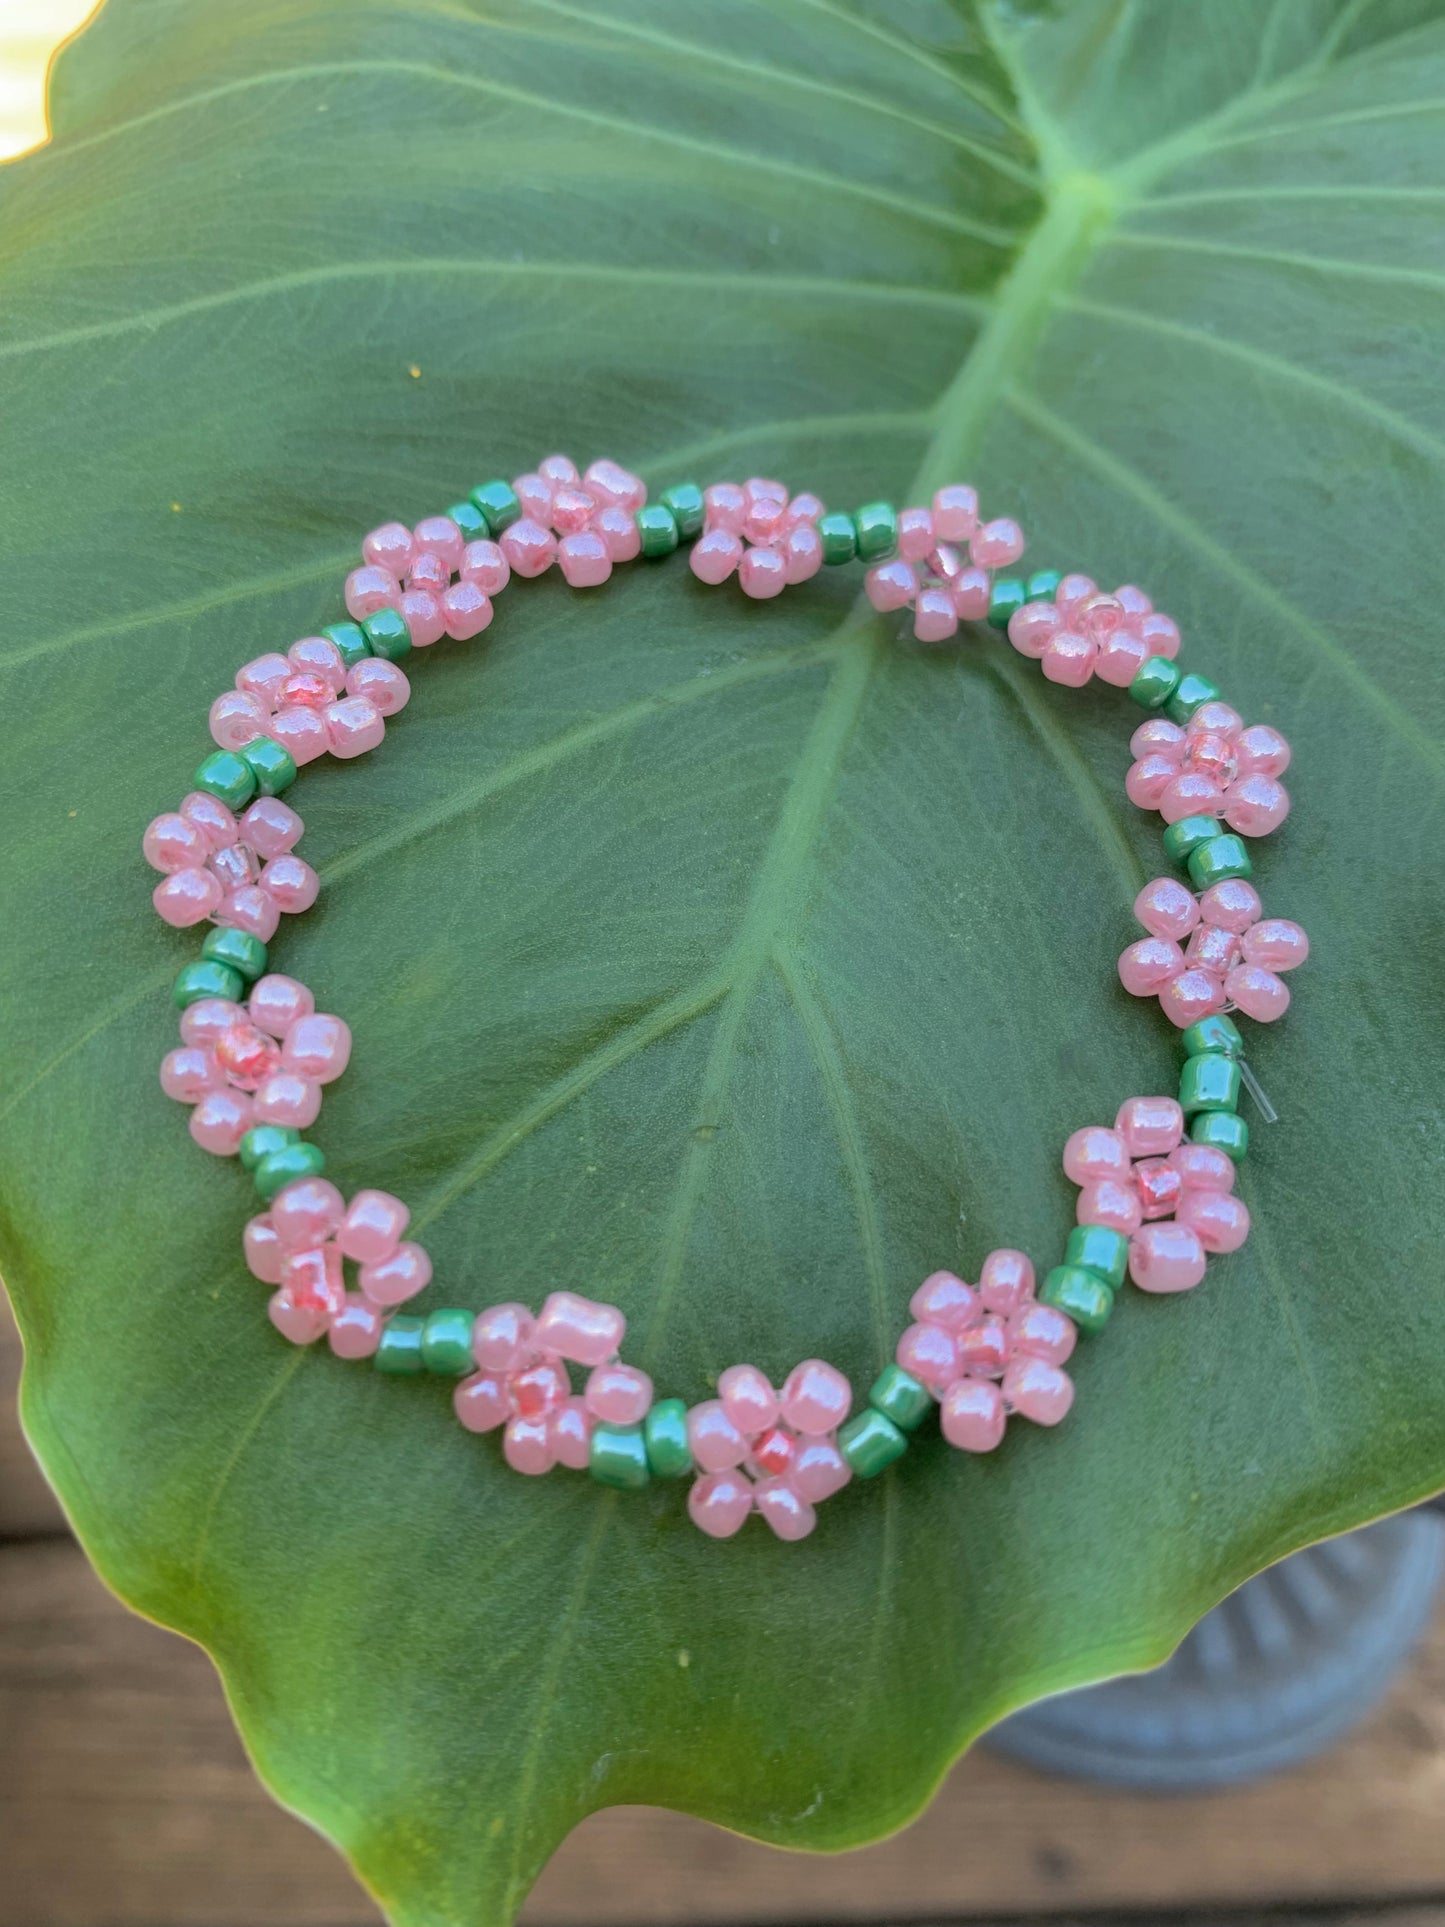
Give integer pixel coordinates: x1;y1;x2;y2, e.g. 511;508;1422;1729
1188;833;1252;889
1162;814;1223;865
447;499;490;543
471;479;522;534
1165;671;1223;725
589;1424;651;1490
987;578;1026;630
868;1363;932;1433
322;620;372;669
374;1316;425;1375
421;1309;476;1376
643;1398;693;1478
201;925;267;983
1065;1223;1130;1290
838;1407;908;1479
1129;656;1182;710
636;503;680;558
1181;1012;1244;1059
660;483;704;540
362;607;412;662
173;959;244;1009
1026;568;1062;601
240;736;297;797
818;512;858;565
1180;1051;1241;1116
1190;1109;1250;1162
853;501;897;562
239;1124;299;1172
253;1141;326;1200
193;749;257;811
1040;1266;1114;1335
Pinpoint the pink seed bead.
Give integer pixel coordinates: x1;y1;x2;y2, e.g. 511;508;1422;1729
258;854;319;915
1160;968;1227;1028
1094;629;1149;688
471;1302;535;1374
1129;1221;1207;1293
358;1240;432;1308
702;482;747;534
454;1371;510;1434
1078;593;1124;643
209;689;267;751
329;1295;385;1361
460;539;511;595
865;558;917;612
1160;770;1225;824
324;696;385;759
717;1365;778;1435
779;1359;852;1435
500;518;557;578
395;589;443;647
913;588;959;644
247;974;313;1039
153;867;222;927
1242;918;1309;972
786;491;825;527
268;1292;328;1346
1115;1095;1184;1158
896;507;935;561
412;515;464;573
269;705;330;766
1185;921;1241;979
951;566;992;621
971;517;1024;568
160;1045;222;1103
1235;724;1291;778
180;997;244;1048
1199;878;1262;932
251;1071;321;1129
790;1437;851;1503
931;484;978;543
1177;1188;1251;1254
688;1469;753;1538
345;658;410;716
896;1321;960;1392
1131;718;1187;761
1134;876;1199;942
744;476;787;506
344;565;401;620
534;1290;624;1366
1169;1142;1236;1193
1063;1125;1130;1184
754;1478;816;1542
1003;1357;1074;1426
406;552;451;598
362;522;415;574
941;1377;1005;1452
1006;601;1061;659
218;884;279;942
557;530;611;588
1055;573;1096;618
958;1315;1010;1378
590;505;640;562
584;1363;653;1426
514;473;552;523
189;1088;254;1155
1118;937;1185;996
332;1193;407;1270
548;1396;594;1469
282;1012;351;1084
782;522;824;584
210;842;258;894
538;452;579;488
1041;631;1097;687
143;812;208;874
236;797;302;860
910;1269;980;1331
1138;611;1181;657
503;1416;556;1477
739;545;787;599
1224;773;1291;836
979;1248;1034;1316
1077;1178;1143;1236
236;652;293;708
550;488;596;535
1115;583;1153;619
243;1214;283;1284
583;458;646;514
687;1400;750;1473
1010;1302;1076;1367
1225;962;1291;1022
269;1177;345;1251
1127;754;1182;811
690;528;743;584
287;636;346;690
440;580;494;641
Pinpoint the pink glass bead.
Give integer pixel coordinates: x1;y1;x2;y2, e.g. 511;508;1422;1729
701;482;746;533
896;1321;959;1392
1129;1221;1207;1293
243;1214;284;1284
754;1478;816;1542
589;505;640;563
1041;631;1097;686
539;453;579;488
742;496;785;546
406;552;450;597
1199;878;1262;932
790;1437;851;1503
971;517;1024;568
1191;699;1243;738
1134;877;1199;942
779;1359;852;1435
787;491;825;527
896;507;935;561
1077;1178;1143;1236
1079;593;1125;643
189;1088;253;1155
1115;584;1152;618
344;565;401;620
1185;922;1241;979
979;1249;1034;1317
1134;1157;1183;1221
345;658;410;716
688;1469;753;1539
1010;1302;1076;1367
280;671;334;710
717;1365;778;1435
509;1360;570;1423
1160;968;1227;1028
454;1371;510;1434
1063;1126;1130;1184
549;1396;594;1469
1224;774;1291;837
214;1021;279;1088
865;558;917;612
440;580;493;641
514;473;552;523
268;1292;328;1347
1177;1188;1251;1253
160;1045;222;1103
282;1013;351;1083
279;1243;344;1317
460;539;511;595
471;1302;535;1374
1127;754;1181;810
1003;1357;1074;1426
270;1176;345;1251
338;1189;409;1265
687;1400;750;1473
181;791;239;850
913;588;958;643
288;636;346;691
209;842;258;894
739;546;787;599
550;487;596;535
329;1295;385;1361
269;705;329;766
1159;772;1224;823
1235;724;1291;778
398;590;445;647
258;854;319;915
238;797;303;860
359;1240;432;1308
584;458;646;513
1094;629;1149;688
412;515;464;573
500;519;558;578
931;484;979;542
209;689;267;751
324;696;385;759
362;522;414;574
252;1071;321;1128
1131;718;1186;761
951;566;992;621
236;653;293;708
1138;611;1181;657
180;997;243;1049
689;528;743;584
1242;919;1309;971
1115;1095;1184;1158
1169;1142;1236;1193
585;1363;653;1426
144;812;208;874
1118;937;1185;996
941;1377;1005;1452
153;867;222;927
745;476;787;506
557;530;611;588
1225;962;1291;1021
782;522;823;584
218;886;280;943
958;1316;1009;1378
910;1270;980;1331
247;974;313;1039
1055;573;1096;618
534;1291;624;1367
1007;601;1061;658
503;1416;556;1477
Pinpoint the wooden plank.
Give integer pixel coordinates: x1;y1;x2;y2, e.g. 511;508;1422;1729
0;1295;66;1538
3;1537;1445;1927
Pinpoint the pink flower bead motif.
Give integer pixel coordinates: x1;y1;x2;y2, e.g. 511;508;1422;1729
1120;877;1302;1028
1125;704;1291;836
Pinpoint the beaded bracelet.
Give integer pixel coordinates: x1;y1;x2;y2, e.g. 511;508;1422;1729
143;459;1306;1544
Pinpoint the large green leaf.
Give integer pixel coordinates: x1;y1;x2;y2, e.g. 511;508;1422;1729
4;0;1444;1919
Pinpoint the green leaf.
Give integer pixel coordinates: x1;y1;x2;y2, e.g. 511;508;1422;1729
3;1;1444;1920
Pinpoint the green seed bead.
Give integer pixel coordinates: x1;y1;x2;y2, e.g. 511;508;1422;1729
853;501;897;562
470;479;522;535
1065;1224;1130;1290
240;736;297;797
1187;833;1252;890
660;483;704;540
1181;1012;1244;1059
1026;568;1062;601
322;620;372;669
374;1315;425;1375
253;1141;326;1200
1129;656;1182;710
636;503;680;558
1190;1109;1250;1162
1180;1051;1241;1116
868;1363;932;1433
643;1398;693;1478
173;959;244;1009
421;1309;476;1376
838;1407;908;1479
1040;1266;1114;1335
239;1124;300;1172
362;607;412;662
987;578;1026;630
193;749;257;811
818;512;858;565
447;499;490;544
589;1424;651;1490
1165;671;1223;725
1162;814;1224;865
201;925;267;983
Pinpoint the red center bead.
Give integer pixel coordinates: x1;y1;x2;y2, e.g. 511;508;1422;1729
1134;1158;1184;1220
279;671;334;709
750;1425;797;1478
